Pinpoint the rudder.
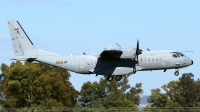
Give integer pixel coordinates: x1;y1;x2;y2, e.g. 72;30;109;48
8;20;37;57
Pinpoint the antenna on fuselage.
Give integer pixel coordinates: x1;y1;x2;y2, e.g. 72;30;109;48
147;48;150;51
83;52;86;55
179;51;194;52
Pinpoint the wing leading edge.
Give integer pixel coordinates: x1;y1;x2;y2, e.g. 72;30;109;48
100;43;123;58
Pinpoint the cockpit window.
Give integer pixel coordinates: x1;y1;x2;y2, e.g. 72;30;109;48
172;54;177;58
176;53;180;57
179;53;184;56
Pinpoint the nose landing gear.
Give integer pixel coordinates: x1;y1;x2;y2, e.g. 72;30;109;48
174;70;179;76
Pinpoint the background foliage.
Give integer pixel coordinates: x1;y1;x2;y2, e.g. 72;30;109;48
144;73;200;111
0;61;199;111
78;76;143;111
1;61;79;110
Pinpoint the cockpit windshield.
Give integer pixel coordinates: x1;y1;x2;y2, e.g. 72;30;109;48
172;52;184;58
172;53;177;58
178;52;184;56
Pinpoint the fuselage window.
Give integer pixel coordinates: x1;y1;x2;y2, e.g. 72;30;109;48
172;54;177;58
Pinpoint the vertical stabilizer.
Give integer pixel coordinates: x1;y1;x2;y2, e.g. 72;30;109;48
8;20;37;57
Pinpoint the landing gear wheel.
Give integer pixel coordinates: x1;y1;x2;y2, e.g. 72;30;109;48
107;75;114;81
174;71;179;76
115;75;122;81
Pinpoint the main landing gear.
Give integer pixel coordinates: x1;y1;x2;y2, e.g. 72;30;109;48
174;70;179;76
107;75;122;81
115;75;122;81
107;75;114;81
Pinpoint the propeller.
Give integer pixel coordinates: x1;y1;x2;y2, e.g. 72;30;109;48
135;40;142;61
133;40;143;74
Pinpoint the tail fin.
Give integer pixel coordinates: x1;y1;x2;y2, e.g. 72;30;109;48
8;20;58;60
8;20;37;57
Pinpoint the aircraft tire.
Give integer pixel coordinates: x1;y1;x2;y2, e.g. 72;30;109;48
174;71;179;76
107;75;114;81
115;75;122;81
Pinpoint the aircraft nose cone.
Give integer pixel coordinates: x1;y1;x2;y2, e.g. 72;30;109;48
191;60;193;65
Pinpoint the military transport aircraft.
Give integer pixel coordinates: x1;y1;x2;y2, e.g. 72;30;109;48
7;20;193;81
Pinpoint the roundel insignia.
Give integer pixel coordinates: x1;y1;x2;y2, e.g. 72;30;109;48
60;61;63;64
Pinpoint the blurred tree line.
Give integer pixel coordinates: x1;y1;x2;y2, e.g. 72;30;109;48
0;61;79;111
0;61;142;111
78;76;142;111
143;73;200;112
0;61;199;111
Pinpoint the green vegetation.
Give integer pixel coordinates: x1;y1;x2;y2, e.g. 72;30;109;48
143;73;200;112
1;61;79;111
0;61;199;111
78;76;142;111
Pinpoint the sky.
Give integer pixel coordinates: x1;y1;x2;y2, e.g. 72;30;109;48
0;0;199;95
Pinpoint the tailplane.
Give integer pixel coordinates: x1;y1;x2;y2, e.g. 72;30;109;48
8;20;58;60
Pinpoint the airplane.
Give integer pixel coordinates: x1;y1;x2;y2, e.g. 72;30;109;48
7;20;194;81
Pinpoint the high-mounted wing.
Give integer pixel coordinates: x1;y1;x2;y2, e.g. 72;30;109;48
100;43;123;58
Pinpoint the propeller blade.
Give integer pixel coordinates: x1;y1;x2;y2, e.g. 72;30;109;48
133;40;140;74
136;40;141;60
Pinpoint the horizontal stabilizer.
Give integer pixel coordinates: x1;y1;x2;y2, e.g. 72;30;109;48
11;57;37;61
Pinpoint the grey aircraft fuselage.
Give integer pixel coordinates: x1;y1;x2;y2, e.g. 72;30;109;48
36;50;193;76
7;20;193;81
